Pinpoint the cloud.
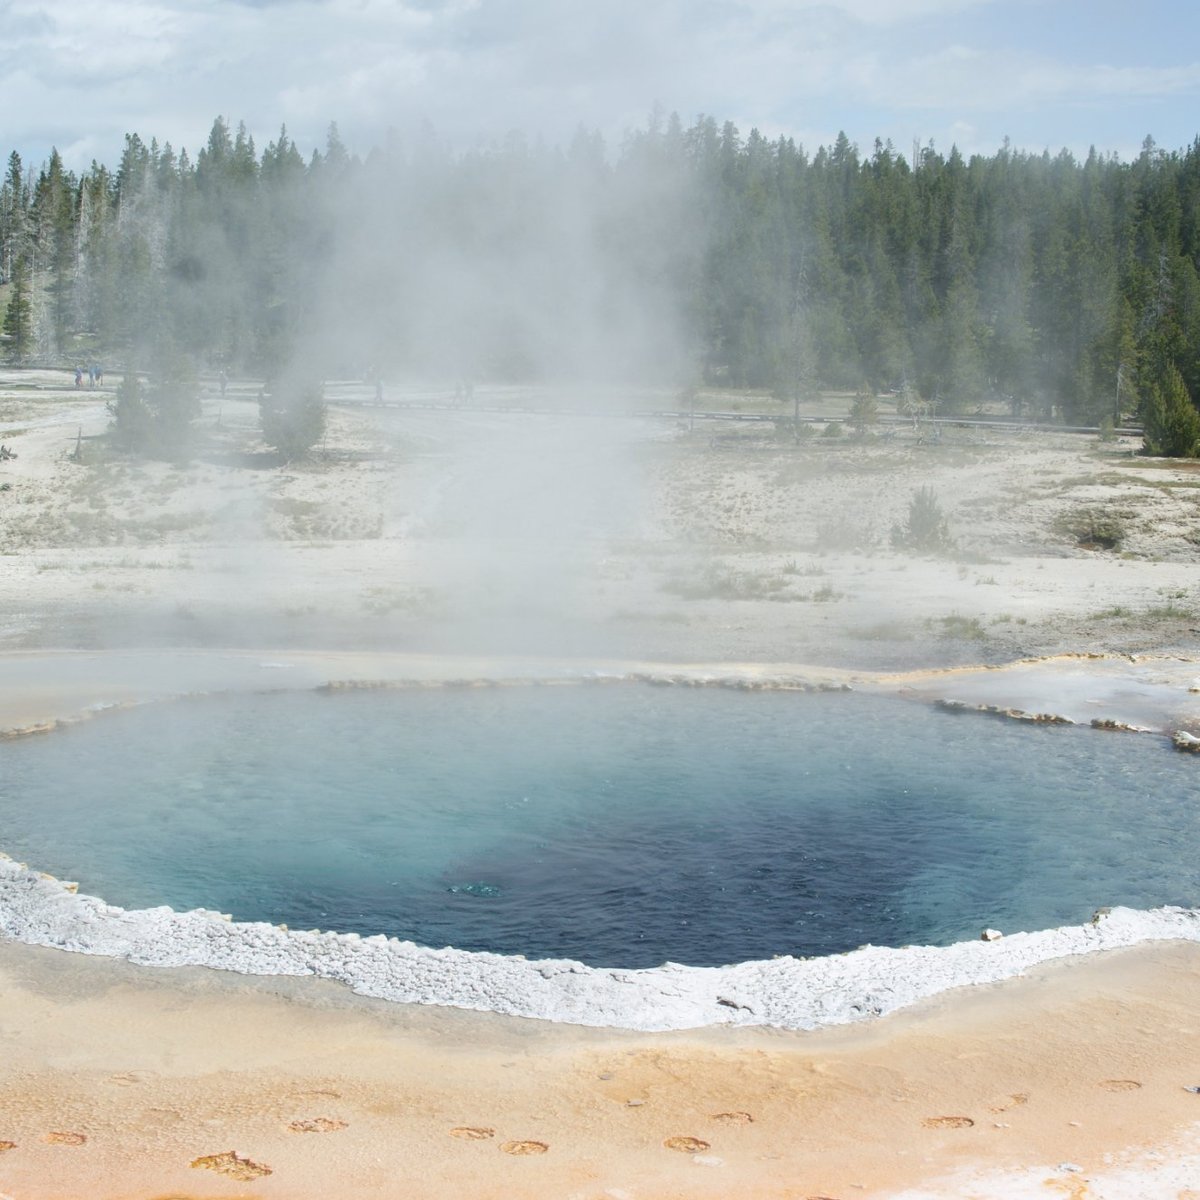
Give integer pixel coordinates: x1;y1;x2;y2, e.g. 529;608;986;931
746;0;1000;26
1;0;1197;169
862;44;1200;113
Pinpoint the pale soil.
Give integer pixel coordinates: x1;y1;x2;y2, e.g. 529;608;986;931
1;369;1198;668
1;368;1200;1198
0;939;1198;1199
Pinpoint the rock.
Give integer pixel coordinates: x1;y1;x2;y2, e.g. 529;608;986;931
716;995;755;1012
1172;731;1200;754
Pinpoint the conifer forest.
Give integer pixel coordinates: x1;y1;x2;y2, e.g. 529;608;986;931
2;115;1198;442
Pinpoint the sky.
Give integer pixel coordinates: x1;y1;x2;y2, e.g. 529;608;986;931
2;0;1199;172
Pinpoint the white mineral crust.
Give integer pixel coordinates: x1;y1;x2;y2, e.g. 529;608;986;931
1;853;1198;1031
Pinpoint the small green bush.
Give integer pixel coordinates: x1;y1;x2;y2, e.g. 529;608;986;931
260;378;327;461
891;486;953;553
1054;508;1125;551
934;613;987;640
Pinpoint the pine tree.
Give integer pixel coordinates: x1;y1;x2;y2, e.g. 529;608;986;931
849;382;879;435
259;376;326;460
3;112;1200;416
34;149;77;354
108;351;200;457
107;370;154;450
1;150;28;284
2;254;32;361
1141;362;1200;457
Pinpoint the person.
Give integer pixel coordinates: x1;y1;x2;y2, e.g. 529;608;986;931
95;364;104;386
219;369;228;398
74;367;83;388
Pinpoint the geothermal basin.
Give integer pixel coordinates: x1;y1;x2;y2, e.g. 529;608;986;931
2;656;1199;1033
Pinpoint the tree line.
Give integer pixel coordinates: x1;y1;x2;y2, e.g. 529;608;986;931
2;114;1199;452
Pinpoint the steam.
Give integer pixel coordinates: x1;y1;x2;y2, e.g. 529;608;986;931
308;130;701;387
218;125;705;655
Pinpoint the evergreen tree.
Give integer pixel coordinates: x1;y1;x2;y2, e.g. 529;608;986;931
2;254;33;360
107;371;154;450
108;352;200;457
2;114;1199;421
1;151;29;283
1141;362;1200;457
849;382;879;435
33;149;77;353
259;375;326;460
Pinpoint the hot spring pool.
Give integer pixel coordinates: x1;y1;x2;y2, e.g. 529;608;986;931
2;684;1197;969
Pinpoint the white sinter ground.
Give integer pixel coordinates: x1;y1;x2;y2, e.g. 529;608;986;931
2;850;1197;1032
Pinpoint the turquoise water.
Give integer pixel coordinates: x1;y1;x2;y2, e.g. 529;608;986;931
1;686;1197;968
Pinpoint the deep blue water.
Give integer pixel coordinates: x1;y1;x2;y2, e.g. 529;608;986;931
1;686;1197;969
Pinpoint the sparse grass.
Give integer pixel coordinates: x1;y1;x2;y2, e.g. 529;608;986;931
1053;472;1129;491
0;505;209;553
1114;457;1200;474
360;585;441;617
266;495;385;541
1144;603;1192;620
931;613;987;640
781;558;827;578
269;496;321;518
1093;601;1192;621
664;563;793;601
611;609;691;625
1053;508;1126;551
1137;478;1200;491
814;516;876;553
809;583;842;603
848;620;915;641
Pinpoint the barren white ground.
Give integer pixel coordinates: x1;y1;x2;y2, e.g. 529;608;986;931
2;369;1199;1198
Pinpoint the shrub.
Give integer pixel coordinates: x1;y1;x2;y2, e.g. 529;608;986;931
849;384;879;436
107;358;200;458
260;377;327;461
891;485;953;552
1141;364;1200;458
1054;508;1125;551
